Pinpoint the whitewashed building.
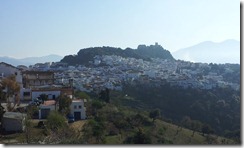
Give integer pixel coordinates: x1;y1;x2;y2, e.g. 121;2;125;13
69;99;86;120
39;100;56;119
0;62;23;86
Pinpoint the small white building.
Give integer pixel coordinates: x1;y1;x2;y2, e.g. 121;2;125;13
70;99;86;120
0;62;23;87
39;100;56;119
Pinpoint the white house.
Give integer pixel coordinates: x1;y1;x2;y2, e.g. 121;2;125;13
69;99;86;120
39;100;56;119
0;62;24;102
31;89;61;100
0;62;23;87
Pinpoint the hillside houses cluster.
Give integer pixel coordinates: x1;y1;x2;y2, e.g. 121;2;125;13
0;62;86;132
1;54;239;97
53;55;239;92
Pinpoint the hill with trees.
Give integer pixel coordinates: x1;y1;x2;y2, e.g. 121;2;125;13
0;89;238;144
60;43;174;66
117;82;240;143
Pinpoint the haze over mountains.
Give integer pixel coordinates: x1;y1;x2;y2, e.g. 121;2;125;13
172;39;240;64
0;39;240;67
0;54;63;66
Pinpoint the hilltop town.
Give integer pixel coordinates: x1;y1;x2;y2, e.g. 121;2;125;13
0;43;240;144
31;55;239;93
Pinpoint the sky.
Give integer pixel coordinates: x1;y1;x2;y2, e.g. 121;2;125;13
0;0;240;58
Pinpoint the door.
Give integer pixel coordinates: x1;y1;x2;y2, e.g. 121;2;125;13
74;112;81;120
41;109;50;119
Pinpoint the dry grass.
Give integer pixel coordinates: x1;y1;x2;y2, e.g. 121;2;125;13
69;120;87;132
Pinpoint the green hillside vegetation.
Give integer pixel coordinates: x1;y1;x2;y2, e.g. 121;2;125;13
60;44;174;66
118;83;240;143
0;90;239;144
81;98;235;144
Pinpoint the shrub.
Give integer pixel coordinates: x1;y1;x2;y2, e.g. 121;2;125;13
46;111;66;131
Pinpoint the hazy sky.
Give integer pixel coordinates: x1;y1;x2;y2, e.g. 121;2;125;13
0;0;240;58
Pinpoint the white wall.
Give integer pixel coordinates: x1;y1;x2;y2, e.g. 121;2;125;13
0;63;22;84
31;90;61;100
20;88;31;100
70;100;86;119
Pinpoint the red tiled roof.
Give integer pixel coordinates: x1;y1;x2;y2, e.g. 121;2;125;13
43;100;56;106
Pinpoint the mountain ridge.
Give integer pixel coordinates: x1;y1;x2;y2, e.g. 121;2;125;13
0;54;63;67
172;39;240;64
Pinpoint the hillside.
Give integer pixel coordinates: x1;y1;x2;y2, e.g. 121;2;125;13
116;82;240;142
172;39;240;64
0;90;238;144
80;98;236;144
0;106;235;144
60;44;174;65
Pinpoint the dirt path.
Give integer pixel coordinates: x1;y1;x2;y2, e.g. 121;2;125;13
69;120;87;132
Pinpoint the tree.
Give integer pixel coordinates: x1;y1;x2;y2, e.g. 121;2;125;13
124;128;152;144
82;119;105;143
24;105;35;143
99;88;110;103
105;88;110;103
75;91;90;100
58;95;72;115
202;124;214;136
127;113;151;130
191;120;202;137
149;109;161;123
0;104;5;131
1;75;20;111
113;115;129;139
181;116;192;129
0;84;5;131
91;100;104;116
39;94;48;102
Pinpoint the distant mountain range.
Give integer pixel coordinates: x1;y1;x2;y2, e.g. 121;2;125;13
0;54;63;67
172;39;240;64
61;44;174;65
1;40;239;67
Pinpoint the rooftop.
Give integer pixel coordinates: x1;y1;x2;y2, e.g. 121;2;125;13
3;112;27;119
42;100;56;106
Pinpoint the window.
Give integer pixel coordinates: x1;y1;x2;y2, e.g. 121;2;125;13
74;105;77;109
79;105;82;109
23;92;30;96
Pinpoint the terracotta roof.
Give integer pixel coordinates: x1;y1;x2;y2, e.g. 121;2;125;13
42;100;56;106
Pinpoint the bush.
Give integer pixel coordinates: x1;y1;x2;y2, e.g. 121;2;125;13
124;129;152;144
46;111;67;131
